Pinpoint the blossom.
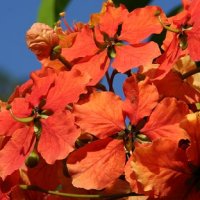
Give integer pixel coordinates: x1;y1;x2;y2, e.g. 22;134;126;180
126;112;200;199
66;74;188;190
153;0;200;79
62;4;162;85
0;69;90;180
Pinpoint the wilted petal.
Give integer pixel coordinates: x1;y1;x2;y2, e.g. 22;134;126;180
26;23;59;60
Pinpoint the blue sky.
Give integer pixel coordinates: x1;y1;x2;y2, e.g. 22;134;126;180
0;0;181;96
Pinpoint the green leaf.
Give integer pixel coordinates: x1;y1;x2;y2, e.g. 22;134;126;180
113;0;152;11
37;0;71;27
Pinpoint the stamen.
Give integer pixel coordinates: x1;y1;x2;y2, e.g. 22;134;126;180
55;20;61;28
9;108;34;123
157;15;180;33
59;12;74;33
59;12;65;18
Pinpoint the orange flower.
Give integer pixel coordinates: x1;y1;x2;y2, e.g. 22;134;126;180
0;69;90;180
66;75;188;190
62;4;163;85
153;0;200;80
126;112;200;199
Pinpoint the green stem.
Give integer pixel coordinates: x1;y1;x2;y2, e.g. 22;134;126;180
182;67;200;80
58;55;72;70
19;185;139;199
9;109;34;123
158;15;180;33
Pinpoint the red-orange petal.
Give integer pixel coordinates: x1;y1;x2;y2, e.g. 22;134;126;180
112;42;160;73
0;126;35;180
130;139;191;198
38;110;80;164
119;6;164;43
73;92;125;139
67;138;125;190
141;97;189;141
123;75;159;125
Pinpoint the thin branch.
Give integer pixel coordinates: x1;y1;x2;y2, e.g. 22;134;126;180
125;70;132;77
182;67;200;79
109;69;118;92
105;71;114;92
96;83;107;91
58;55;72;70
157;15;180;33
105;71;110;86
19;185;140;199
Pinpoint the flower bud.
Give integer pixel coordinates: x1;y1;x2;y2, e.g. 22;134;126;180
25;151;40;168
26;22;59;60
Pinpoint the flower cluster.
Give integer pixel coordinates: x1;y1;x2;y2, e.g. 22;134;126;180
1;0;200;199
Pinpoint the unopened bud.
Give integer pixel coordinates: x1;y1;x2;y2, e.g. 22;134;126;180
50;45;62;60
26;22;59;60
25;151;40;168
179;33;188;50
6;104;11;110
108;46;116;58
